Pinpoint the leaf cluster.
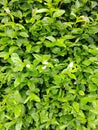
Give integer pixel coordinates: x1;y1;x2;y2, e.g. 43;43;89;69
0;0;98;130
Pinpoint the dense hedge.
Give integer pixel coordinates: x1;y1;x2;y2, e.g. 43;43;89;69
0;0;98;130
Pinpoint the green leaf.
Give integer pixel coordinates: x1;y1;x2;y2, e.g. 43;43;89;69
19;32;29;37
9;46;18;54
81;95;98;104
75;0;80;8
6;28;16;38
72;102;79;112
55;38;66;47
14;90;23;103
26;44;32;52
14;104;22;118
91;77;98;85
79;90;85;96
0;52;9;59
89;27;98;34
11;53;24;71
11;53;22;65
82;59;91;66
33;54;42;60
24;93;40;103
46;36;56;42
14;77;21;88
12;10;22;19
71;28;83;34
16;10;22;19
89;83;97;92
36;8;48;13
4;121;15;130
1;16;9;23
63;0;71;3
53;10;65;18
15;118;22;130
45;41;56;47
30;93;40;102
68;73;76;79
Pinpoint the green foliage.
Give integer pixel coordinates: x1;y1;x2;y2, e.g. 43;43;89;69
0;0;98;129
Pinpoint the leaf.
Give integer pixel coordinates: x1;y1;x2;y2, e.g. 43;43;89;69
71;28;83;34
89;27;98;34
24;96;30;104
63;0;71;3
14;104;22;118
24;93;40;103
72;102;79;112
91;1;97;8
82;59;91;66
75;0;80;8
11;53;24;71
4;121;15;130
30;93;40;102
45;41;56;47
53;10;65;18
36;8;48;13
15;118;22;130
91;78;98;85
26;44;32;52
14;90;23;103
12;10;22;19
88;83;97;92
64;35;75;40
46;36;56;42
0;52;9;59
33;54;42;60
14;77;21;88
79;90;85;96
81;95;98;104
6;28;16;38
55;38;66;47
11;53;22;65
9;46;18;54
16;10;22;19
1;16;9;23
19;32;29;37
68;73;76;79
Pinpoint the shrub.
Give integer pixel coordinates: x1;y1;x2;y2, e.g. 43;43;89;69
0;0;98;130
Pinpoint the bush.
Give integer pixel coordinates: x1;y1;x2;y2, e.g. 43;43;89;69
0;0;98;130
